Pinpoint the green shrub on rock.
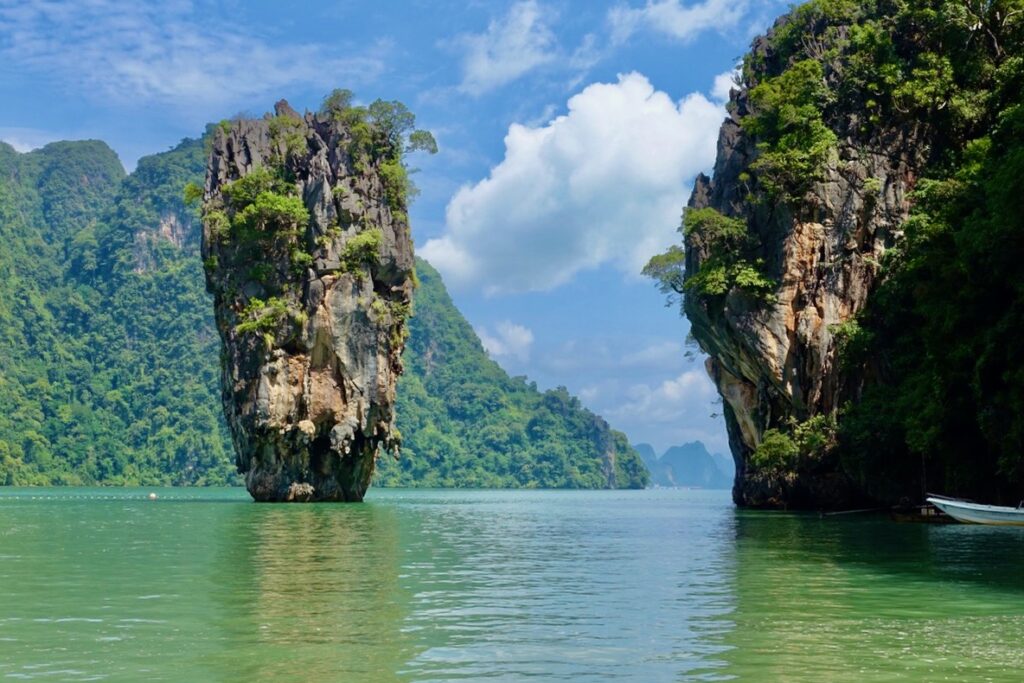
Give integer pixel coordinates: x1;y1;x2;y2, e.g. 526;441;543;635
341;228;382;272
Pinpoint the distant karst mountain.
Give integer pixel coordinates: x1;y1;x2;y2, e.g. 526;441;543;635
635;441;731;489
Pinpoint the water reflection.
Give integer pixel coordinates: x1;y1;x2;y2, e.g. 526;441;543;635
208;502;413;682
7;489;1022;682
717;513;1024;682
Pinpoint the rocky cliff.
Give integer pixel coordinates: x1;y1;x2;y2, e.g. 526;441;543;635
685;51;920;507
656;1;1019;508
201;99;415;502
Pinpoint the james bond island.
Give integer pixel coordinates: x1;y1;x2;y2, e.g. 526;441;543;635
199;93;432;502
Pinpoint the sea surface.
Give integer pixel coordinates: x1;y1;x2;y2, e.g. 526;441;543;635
1;487;1022;682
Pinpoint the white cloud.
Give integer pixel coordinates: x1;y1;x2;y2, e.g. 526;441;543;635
542;339;686;374
606;369;716;425
608;0;750;45
0;127;61;153
0;1;386;108
454;1;557;95
477;321;535;362
569;32;603;72
711;66;741;103
420;72;724;294
592;368;727;453
621;341;686;368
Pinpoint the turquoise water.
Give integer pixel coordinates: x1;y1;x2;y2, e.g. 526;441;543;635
0;488;1022;681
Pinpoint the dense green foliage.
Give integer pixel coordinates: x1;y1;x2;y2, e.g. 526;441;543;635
643;207;775;305
0;137;645;490
0;138;235;485
745;0;1024;189
845;102;1024;499
376;259;649;489
750;0;1024;501
319;89;437;216
640;245;686;306
752;416;837;477
743;58;838;200
235;297;300;342
684;208;774;300
205;161;311;301
340;228;382;271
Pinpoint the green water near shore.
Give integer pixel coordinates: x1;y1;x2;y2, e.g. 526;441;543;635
0;488;1022;681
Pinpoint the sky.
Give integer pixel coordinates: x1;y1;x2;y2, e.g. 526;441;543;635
0;0;792;455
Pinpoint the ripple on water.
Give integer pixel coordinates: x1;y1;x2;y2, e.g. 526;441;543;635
0;488;1023;682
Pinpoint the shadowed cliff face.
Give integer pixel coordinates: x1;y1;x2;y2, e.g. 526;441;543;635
684;27;926;509
201;100;414;502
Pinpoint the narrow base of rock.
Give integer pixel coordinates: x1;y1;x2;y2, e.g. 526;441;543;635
245;458;375;502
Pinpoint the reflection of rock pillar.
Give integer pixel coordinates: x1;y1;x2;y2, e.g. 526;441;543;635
210;503;413;681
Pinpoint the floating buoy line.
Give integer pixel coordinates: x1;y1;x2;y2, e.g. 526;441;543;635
0;490;243;502
0;493;171;501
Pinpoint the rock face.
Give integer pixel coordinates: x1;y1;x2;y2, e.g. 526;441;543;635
201;100;414;502
684;28;927;508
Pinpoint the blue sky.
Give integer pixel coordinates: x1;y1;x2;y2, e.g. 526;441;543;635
0;0;791;454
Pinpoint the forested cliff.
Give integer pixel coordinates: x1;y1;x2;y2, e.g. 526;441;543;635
0;126;646;490
0;138;235;485
379;259;647;489
648;0;1024;508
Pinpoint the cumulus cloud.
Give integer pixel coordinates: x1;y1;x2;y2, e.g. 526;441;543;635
605;369;716;425
420;72;724;294
587;368;727;452
477;321;535;362
454;1;557;95
0;0;386;108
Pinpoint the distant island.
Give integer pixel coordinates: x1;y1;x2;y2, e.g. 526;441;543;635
634;442;733;490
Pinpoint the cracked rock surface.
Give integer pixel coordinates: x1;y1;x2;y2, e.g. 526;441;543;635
202;100;414;502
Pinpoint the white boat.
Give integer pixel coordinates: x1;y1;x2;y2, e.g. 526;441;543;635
926;496;1024;526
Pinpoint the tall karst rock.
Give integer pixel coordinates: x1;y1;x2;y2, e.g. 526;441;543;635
200;99;416;502
683;29;918;508
650;1;1024;508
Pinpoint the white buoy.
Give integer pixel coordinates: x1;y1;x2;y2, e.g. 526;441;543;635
148;492;157;500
